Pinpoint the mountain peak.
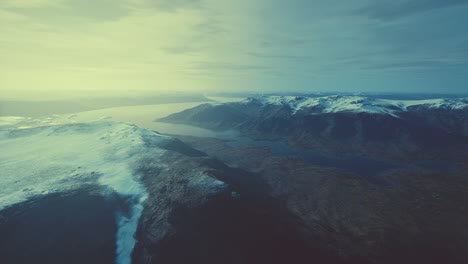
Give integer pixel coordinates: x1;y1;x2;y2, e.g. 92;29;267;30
242;95;468;117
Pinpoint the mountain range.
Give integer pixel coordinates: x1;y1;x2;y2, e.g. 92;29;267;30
1;95;467;263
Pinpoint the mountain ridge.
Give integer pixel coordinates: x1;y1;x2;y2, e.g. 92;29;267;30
158;95;468;160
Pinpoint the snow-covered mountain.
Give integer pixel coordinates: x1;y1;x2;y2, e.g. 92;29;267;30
244;95;468;117
155;95;468;263
0;120;169;210
159;95;468;159
2;118;332;264
2;97;468;264
0;120;228;264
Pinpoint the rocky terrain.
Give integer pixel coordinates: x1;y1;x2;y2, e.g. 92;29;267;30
172;136;468;264
133;146;345;264
156;95;468;263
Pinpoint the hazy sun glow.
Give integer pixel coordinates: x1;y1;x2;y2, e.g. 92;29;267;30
1;0;263;99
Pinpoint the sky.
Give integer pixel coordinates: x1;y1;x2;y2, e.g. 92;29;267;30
1;0;467;99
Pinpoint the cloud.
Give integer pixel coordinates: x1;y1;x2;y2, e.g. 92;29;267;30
0;0;268;94
361;60;468;71
0;8;28;20
160;46;199;54
1;0;468;95
125;0;203;12
192;19;226;35
355;0;468;21
3;0;130;22
247;52;315;61
192;61;271;71
0;0;63;8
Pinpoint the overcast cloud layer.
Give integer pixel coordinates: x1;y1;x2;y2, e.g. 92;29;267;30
1;0;467;99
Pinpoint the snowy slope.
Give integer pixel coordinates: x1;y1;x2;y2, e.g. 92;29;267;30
0;119;229;264
244;96;468;117
0;120;172;209
0;120;172;264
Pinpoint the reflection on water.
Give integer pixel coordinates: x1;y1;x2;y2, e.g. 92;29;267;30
152;122;239;138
